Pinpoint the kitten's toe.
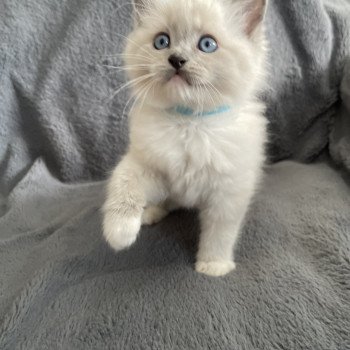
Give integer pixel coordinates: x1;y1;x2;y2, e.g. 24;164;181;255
103;212;141;251
141;206;168;225
195;260;236;277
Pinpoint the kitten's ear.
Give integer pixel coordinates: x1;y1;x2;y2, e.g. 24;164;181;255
132;0;147;26
242;0;268;36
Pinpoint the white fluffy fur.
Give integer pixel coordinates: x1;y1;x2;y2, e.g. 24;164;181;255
103;0;268;276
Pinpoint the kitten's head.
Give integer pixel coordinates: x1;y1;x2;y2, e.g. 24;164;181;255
125;0;267;111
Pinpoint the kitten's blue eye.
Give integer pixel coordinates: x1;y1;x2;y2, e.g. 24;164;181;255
154;33;170;50
198;36;218;53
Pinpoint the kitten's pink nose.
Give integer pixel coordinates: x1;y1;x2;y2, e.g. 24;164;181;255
168;55;187;70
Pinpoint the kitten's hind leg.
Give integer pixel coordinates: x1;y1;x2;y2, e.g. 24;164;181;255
103;154;166;251
141;199;179;225
141;205;168;225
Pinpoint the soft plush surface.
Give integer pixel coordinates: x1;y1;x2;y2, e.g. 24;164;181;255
1;0;350;349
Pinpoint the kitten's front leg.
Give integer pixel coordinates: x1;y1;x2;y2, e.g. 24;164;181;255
196;191;253;277
103;154;166;251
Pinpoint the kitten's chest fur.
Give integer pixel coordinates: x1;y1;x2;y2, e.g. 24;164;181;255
130;106;266;207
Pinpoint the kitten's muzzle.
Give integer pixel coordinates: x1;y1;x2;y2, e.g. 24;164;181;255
168;55;187;70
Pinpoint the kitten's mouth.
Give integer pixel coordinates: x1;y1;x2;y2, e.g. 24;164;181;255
168;71;191;86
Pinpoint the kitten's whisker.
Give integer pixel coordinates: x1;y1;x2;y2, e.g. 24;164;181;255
125;88;144;118
107;73;155;103
137;80;155;113
112;75;151;94
102;53;154;62
128;89;144;116
113;33;157;61
192;77;206;116
206;87;217;113
121;85;144;118
193;78;202;115
130;78;156;115
130;80;154;115
195;79;204;113
206;85;220;111
200;84;205;117
112;63;152;68
122;95;136;118
102;64;151;72
201;83;217;109
206;81;223;104
121;79;150;118
207;85;224;108
151;78;156;98
196;77;223;107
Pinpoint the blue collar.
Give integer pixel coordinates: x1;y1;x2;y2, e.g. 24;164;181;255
167;105;231;117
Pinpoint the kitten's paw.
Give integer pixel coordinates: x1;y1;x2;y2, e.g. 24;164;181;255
141;206;168;225
195;260;236;277
103;212;141;251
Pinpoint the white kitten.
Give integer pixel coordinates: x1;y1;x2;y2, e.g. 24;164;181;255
103;0;268;276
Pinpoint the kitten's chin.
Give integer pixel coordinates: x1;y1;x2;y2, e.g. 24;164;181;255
168;74;188;86
164;69;192;87
133;75;218;110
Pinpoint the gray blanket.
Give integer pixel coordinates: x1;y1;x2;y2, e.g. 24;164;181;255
1;0;350;349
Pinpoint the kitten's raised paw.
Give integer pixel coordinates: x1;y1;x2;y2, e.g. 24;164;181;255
141;206;168;225
103;212;141;251
195;260;236;277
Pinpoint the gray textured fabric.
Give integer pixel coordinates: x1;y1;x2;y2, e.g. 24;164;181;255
1;160;350;349
330;59;350;171
1;0;350;349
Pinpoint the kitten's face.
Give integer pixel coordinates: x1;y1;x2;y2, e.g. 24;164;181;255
125;0;266;110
